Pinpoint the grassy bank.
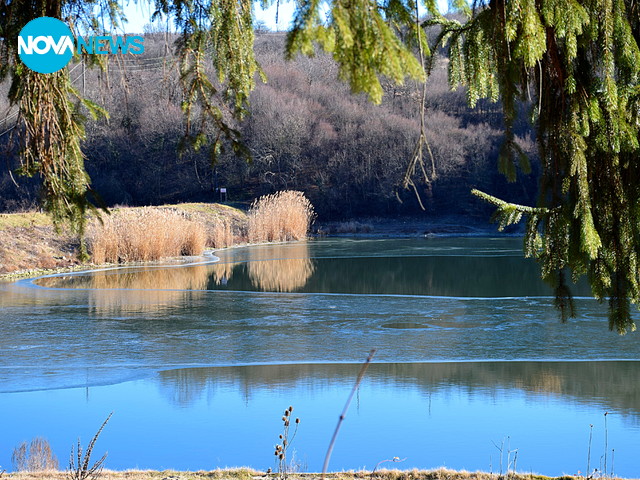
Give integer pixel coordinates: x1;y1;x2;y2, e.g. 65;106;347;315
0;203;248;278
0;211;81;277
0;190;316;279
0;469;606;480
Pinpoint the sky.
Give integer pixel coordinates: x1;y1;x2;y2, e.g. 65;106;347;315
120;0;446;34
119;1;308;33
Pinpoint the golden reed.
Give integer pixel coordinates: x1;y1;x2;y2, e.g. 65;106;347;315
90;208;207;263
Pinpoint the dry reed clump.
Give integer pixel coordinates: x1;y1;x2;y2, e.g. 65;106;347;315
90;208;207;264
247;191;314;243
210;218;235;248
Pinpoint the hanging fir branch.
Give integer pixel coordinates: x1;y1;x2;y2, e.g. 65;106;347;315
426;0;640;332
287;0;424;104
0;0;111;259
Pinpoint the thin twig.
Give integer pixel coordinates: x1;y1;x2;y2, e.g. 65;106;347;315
321;349;376;480
604;412;608;477
372;456;407;475
587;423;593;479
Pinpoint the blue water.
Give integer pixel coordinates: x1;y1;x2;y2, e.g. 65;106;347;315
0;238;639;477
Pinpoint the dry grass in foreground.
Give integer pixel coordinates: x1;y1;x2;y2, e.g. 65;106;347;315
89;208;207;264
167;203;248;248
1;468;622;480
248;191;314;243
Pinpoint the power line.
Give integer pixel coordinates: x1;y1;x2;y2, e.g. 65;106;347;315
68;62;83;74
1;110;19;124
0;123;16;138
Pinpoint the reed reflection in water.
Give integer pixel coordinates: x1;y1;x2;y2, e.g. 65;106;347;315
246;242;315;292
208;261;237;286
203;242;315;292
34;241;315;313
37;265;210;314
205;241;316;292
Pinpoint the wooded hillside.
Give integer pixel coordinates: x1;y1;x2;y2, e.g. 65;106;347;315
0;32;538;220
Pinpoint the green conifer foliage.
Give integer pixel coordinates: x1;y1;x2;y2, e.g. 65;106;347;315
287;0;425;103
422;0;640;332
0;0;109;259
288;0;640;331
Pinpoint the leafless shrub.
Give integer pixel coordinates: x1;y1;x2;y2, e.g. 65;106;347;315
333;221;374;234
247;191;314;243
11;437;59;472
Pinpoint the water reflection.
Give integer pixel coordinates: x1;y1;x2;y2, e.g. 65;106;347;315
2;237;640;475
37;266;209;314
210;243;591;297
212;238;592;296
155;362;640;417
209;261;236;286
35;242;316;299
2;362;639;475
33;239;594;297
246;243;315;292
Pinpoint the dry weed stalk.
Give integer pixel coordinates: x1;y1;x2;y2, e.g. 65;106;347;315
68;412;112;480
371;457;407;475
248;191;314;243
90;208;206;263
274;406;301;480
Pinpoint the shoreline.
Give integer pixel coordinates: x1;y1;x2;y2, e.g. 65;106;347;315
0;203;249;280
0;467;617;480
0;209;514;282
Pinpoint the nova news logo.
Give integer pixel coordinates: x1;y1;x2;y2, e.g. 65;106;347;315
18;17;144;74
